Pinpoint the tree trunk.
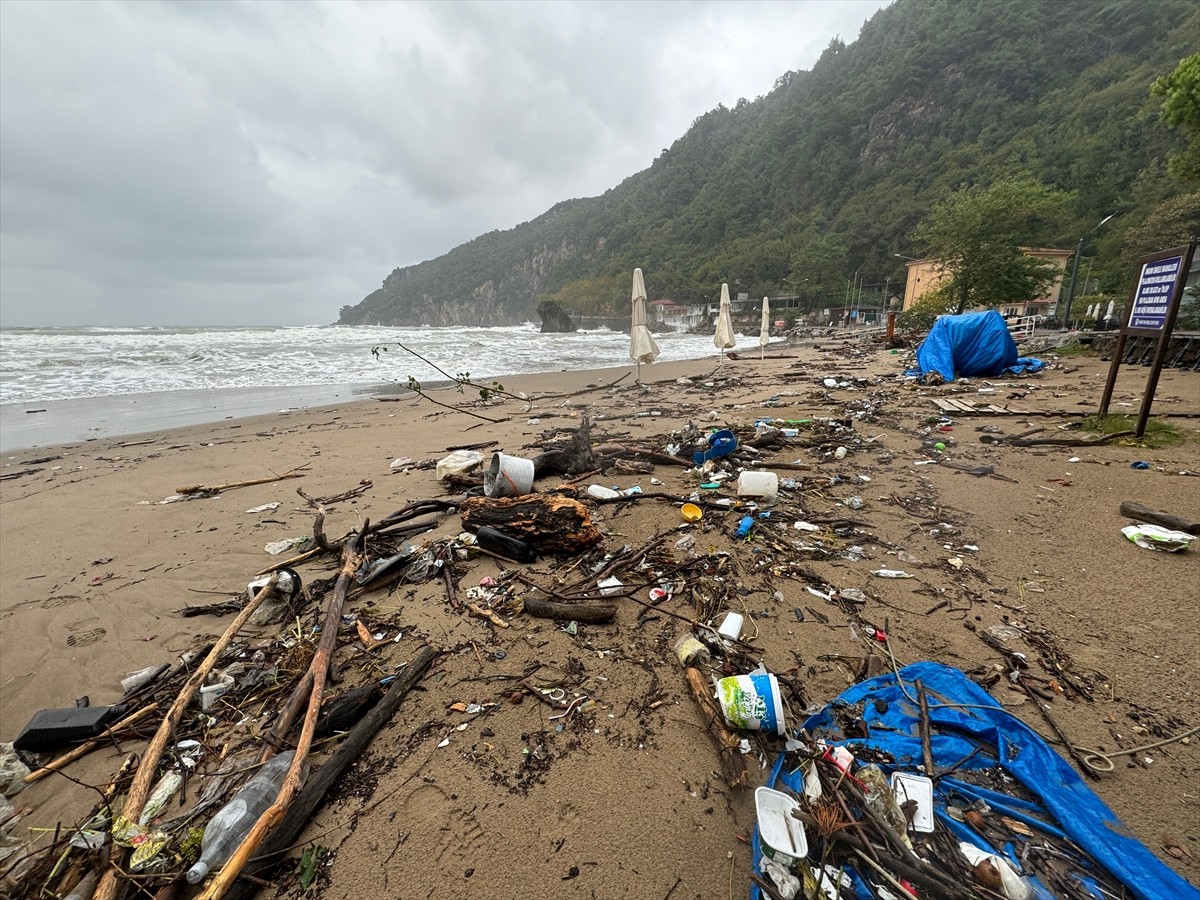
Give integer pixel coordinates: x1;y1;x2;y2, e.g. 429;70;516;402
459;495;602;554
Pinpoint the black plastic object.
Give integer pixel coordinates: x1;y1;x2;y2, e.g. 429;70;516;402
13;705;127;752
474;526;536;563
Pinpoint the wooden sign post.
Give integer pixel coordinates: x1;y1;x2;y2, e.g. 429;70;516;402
1099;240;1197;437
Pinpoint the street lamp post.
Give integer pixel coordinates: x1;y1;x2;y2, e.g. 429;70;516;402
1061;214;1115;330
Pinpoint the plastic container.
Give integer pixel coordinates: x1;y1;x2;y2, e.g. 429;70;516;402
717;611;744;641
187;751;306;884
680;502;702;522
474;527;536;563
484;453;535;498
436;450;484;481
755;786;809;865
13;706;127;753
716;673;785;735
587;485;620;500
891;772;935;833
736;471;778;503
736;516;755;538
674;634;711;667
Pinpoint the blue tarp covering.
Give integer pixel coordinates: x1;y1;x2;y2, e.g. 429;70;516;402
913;310;1036;382
752;663;1199;900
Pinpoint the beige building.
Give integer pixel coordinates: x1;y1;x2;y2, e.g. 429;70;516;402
901;248;1072;318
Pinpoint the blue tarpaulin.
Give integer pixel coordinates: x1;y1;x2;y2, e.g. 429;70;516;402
752;663;1198;900
912;311;1047;382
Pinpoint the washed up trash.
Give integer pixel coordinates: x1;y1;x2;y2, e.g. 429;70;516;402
484;452;535;498
1130;460;1150;470
680;502;703;522
354;546;416;585
247;567;302;625
750;662;1197;900
718;611;744;640
120;665;163;695
737;471;778;503
389;456;414;470
13;705;128;753
675;634;711;667
0;745;29;797
474;526;536;563
692;429;738;466
264;538;300;556
717;671;785;735
597;576;624;595
755;787;808;866
890;772;934;833
587;484;620;499
186;751;307;884
436;449;484;481
870;569;913;578
1120;524;1194;552
245;501;280;514
793;521;821;532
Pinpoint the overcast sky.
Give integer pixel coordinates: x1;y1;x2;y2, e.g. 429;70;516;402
0;0;889;327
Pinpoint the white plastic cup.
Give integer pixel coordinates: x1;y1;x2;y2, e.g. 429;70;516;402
737;471;778;503
484;452;535;498
716;672;786;735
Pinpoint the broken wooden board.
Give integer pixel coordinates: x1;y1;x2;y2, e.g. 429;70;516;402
934;398;1030;415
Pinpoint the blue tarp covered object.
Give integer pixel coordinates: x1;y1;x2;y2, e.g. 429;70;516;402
913;310;1037;382
751;662;1199;900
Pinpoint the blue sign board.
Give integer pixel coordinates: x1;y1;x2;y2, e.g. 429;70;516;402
1128;255;1183;329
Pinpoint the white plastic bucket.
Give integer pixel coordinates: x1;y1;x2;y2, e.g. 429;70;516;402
716;672;786;735
484;452;535;498
737;471;778;503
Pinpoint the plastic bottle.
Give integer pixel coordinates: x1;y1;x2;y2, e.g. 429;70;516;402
473;526;536;563
186;751;304;884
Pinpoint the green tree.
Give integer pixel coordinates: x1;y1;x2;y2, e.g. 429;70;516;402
914;177;1070;315
1152;53;1200;182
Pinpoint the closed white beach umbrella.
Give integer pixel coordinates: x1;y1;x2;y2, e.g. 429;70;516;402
1105;300;1115;322
629;267;660;384
714;283;735;357
759;296;770;359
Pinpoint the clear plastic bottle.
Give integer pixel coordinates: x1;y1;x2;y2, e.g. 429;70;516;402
186;751;305;884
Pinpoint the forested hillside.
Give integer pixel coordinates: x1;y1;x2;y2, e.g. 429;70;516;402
337;0;1199;327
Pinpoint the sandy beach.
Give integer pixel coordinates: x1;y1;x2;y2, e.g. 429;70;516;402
1;342;1198;898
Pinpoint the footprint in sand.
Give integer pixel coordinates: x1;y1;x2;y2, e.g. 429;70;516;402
41;594;83;609
66;627;106;647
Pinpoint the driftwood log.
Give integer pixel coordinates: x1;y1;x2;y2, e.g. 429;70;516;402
223;645;438;900
1119;500;1199;535
531;416;598;477
522;595;616;623
459;495;602;553
683;667;748;788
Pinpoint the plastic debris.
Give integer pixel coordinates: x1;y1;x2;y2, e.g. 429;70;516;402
1120;525;1194;552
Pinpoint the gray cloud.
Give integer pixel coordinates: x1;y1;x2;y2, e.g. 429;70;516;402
0;0;889;326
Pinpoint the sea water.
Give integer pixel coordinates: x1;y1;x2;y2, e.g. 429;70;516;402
0;324;726;451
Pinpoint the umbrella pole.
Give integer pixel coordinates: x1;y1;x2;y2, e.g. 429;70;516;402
636;360;642;386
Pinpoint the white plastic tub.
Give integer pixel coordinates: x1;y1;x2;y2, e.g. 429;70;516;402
754;786;808;865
